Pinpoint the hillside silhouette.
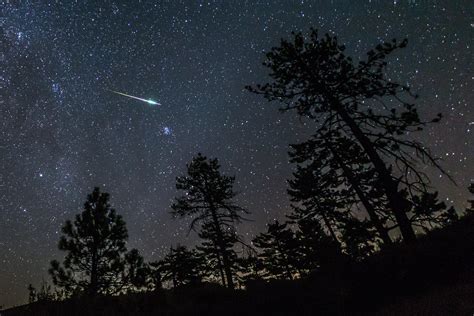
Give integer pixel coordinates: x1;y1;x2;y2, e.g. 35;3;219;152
2;213;474;315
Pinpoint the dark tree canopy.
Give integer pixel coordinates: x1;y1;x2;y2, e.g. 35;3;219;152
292;214;343;271
171;154;249;288
288;130;393;246
253;220;300;280
27;280;57;304
152;245;204;288
49;187;147;297
248;29;451;243
235;246;263;285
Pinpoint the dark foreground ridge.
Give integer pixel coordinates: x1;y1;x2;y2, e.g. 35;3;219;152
3;213;474;316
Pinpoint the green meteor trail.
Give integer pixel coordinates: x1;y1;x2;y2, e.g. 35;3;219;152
108;89;161;106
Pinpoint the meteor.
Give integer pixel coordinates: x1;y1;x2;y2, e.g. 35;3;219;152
107;89;161;106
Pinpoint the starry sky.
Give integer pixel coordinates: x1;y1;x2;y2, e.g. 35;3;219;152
1;0;472;308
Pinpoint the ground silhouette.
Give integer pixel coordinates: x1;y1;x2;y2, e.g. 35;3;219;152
3;212;474;315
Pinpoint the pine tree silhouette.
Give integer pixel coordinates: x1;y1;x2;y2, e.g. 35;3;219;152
339;217;378;261
49;187;147;297
253;220;299;280
408;191;458;231
152;245;203;288
235;245;263;285
171;154;249;288
288;131;393;247
292;214;343;272
248;29;450;243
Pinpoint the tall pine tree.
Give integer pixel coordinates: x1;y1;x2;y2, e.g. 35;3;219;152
252;220;300;280
49;187;146;296
248;29;450;243
171;154;249;288
153;245;204;288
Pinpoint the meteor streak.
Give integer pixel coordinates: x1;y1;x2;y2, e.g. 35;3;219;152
107;89;161;106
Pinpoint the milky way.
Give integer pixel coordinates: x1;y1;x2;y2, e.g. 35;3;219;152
1;1;472;308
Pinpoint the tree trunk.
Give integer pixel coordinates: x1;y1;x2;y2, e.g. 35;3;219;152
172;271;177;288
214;244;227;287
211;210;235;288
221;251;235;288
90;247;98;296
321;213;342;247
325;140;392;245
332;102;416;243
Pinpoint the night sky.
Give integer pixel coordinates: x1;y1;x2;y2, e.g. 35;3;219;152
1;0;472;308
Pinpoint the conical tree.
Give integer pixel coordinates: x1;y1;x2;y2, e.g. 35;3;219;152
248;29;450;243
171;154;249;288
287;149;349;247
292;214;343;273
253;220;300;280
154;245;204;288
49;187;146;296
339;217;378;261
